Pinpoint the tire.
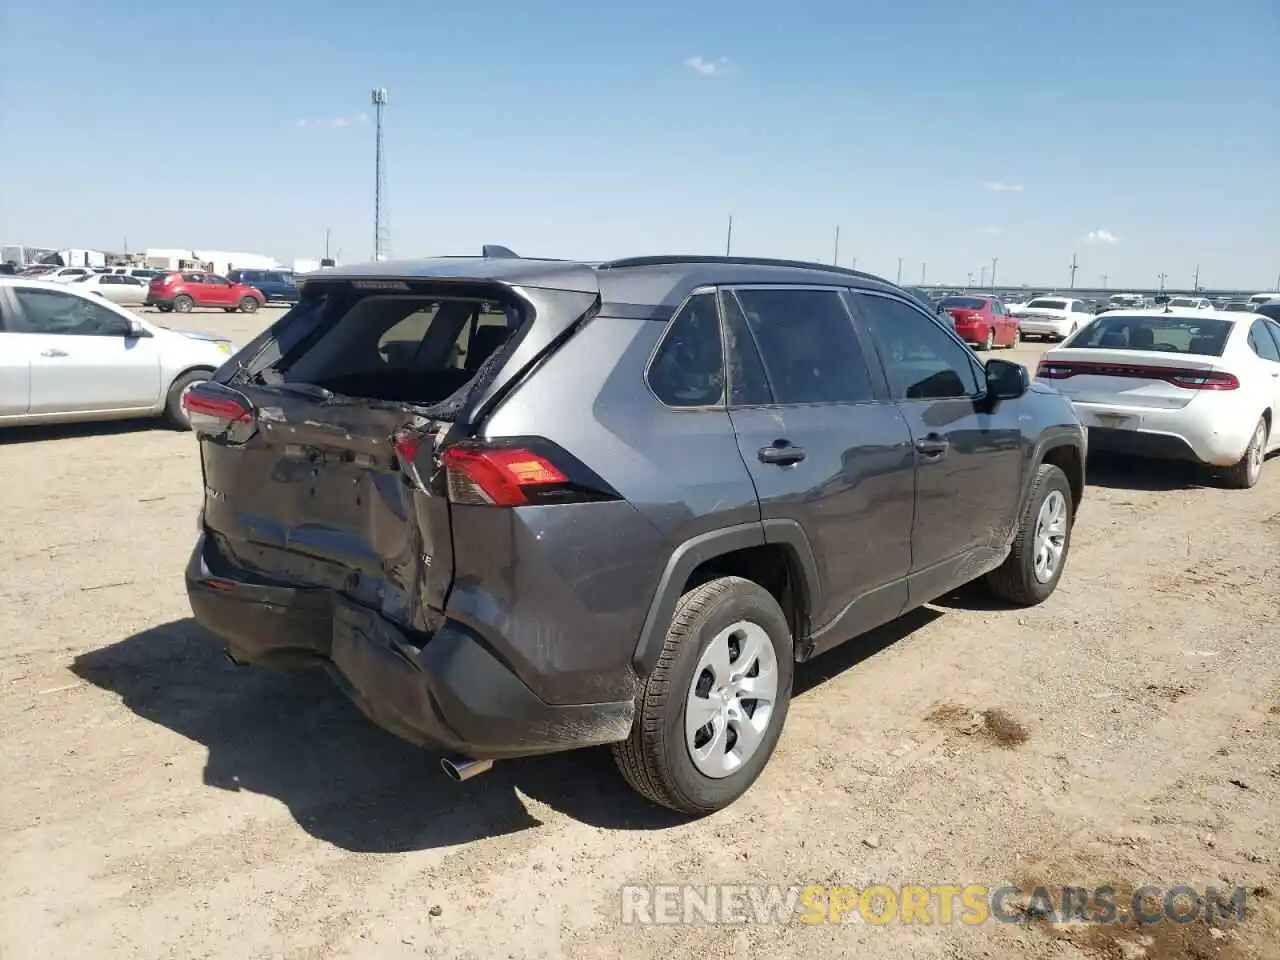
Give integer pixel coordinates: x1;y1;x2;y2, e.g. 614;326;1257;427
239;296;260;314
1220;417;1268;489
173;294;194;313
157;305;173;313
162;369;212;430
985;463;1074;606
613;576;794;815
224;307;237;313
979;328;995;352
1010;325;1021;347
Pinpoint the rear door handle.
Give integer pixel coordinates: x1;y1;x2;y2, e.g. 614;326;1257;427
40;349;68;358
915;435;949;459
758;441;806;466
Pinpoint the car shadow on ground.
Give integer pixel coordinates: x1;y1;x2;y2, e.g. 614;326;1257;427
0;417;166;444
1084;453;1214;491
72;611;939;852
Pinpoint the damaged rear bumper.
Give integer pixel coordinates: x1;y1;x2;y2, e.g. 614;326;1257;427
185;533;635;760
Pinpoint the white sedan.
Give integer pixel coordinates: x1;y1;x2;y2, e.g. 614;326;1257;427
1013;296;1096;341
1035;308;1280;487
0;277;238;430
67;271;150;306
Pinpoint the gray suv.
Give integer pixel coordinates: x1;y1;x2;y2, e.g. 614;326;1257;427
184;252;1086;814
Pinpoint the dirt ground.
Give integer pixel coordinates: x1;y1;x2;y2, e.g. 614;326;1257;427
1;306;1277;960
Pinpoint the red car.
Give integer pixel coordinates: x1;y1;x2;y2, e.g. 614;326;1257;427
938;295;1020;350
146;271;265;314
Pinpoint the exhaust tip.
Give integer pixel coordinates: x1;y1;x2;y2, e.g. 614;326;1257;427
440;756;494;782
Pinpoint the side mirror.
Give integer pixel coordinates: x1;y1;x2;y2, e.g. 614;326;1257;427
125;318;150;338
985;358;1028;401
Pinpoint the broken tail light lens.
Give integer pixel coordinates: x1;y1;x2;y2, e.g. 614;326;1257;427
183;383;256;439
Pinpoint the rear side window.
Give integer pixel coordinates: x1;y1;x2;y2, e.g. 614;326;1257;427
647;293;725;407
730;287;875;404
1248;320;1280;362
181;273;205;283
1067;315;1233;356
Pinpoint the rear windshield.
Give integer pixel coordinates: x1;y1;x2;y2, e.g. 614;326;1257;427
940;296;987;309
249;284;522;409
1026;299;1067;310
1167;298;1199;307
1065;315;1233;356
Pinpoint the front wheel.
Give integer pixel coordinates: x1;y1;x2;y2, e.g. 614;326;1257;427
1220;417;1268;489
239;296;260;314
162;369;212;430
985;463;1074;606
613;576;794;815
172;294;194;313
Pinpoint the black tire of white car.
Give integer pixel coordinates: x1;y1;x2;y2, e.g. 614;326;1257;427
613;576;794;816
1221;417;1268;490
985;463;1074;606
163;370;212;431
239;297;259;314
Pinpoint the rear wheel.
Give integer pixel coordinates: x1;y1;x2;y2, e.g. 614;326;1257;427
1221;417;1268;489
985;464;1074;606
173;294;194;313
980;328;995;351
163;369;213;430
239;296;260;314
613;576;794;815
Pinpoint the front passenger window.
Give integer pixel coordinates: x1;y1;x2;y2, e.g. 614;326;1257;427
854;293;981;400
647;293;725;407
1248;320;1280;362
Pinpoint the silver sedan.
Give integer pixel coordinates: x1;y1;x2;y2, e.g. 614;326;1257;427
68;272;150;306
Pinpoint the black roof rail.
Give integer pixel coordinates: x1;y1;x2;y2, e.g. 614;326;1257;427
481;244;520;258
597;254;886;283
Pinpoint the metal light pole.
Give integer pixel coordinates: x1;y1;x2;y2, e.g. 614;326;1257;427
1068;253;1079;289
980;265;987;288
850;256;858;270
832;226;841;265
1101;273;1108;289
372;87;389;262
920;263;927;284
1157;272;1168;293
967;271;974;288
990;257;998;291
725;215;734;256
896;257;903;285
1192;264;1200;291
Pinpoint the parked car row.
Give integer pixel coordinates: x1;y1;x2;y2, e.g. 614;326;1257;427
7;263;301;312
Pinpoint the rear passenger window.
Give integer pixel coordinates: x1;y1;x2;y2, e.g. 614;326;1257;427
721;291;773;406
854;293;981;400
730;287;875;404
1248;320;1280;361
647;293;725;407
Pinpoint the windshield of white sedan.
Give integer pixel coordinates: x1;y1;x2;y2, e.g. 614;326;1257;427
1066;315;1232;356
1026;299;1066;310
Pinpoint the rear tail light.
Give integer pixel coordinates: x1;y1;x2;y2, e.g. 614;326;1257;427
183;383;257;439
1036;360;1239;390
401;437;620;507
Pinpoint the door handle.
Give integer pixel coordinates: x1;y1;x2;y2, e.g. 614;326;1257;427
40;349;68;358
758;440;806;466
915;435;949;459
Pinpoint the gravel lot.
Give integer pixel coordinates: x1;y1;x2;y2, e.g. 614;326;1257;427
1;306;1277;960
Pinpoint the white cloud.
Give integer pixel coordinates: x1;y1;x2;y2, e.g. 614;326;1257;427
980;226;1005;235
1086;229;1119;244
295;113;369;130
685;55;732;77
984;181;1024;193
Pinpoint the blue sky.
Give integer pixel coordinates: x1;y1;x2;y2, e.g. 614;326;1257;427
2;0;1277;289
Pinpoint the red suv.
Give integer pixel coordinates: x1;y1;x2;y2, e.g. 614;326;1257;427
938;295;1019;350
146;272;265;314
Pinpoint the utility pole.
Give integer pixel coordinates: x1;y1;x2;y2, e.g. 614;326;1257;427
980;265;987;288
1101;273;1108;289
725;215;734;256
990;257;998;291
850;256;857;271
967;271;974;288
371;87;389;261
1068;253;1079;289
1157;272;1168;293
896;257;903;285
832;226;840;265
324;228;331;261
920;263;927;284
1192;263;1200;291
